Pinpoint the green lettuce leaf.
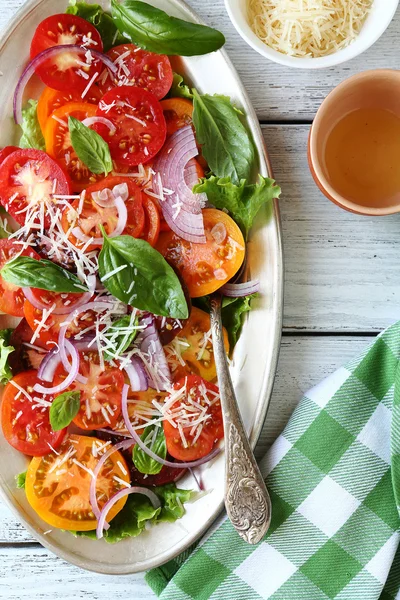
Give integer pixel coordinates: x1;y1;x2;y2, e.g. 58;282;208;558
19;99;45;151
193;295;256;349
66;0;126;51
15;471;27;489
75;483;193;543
0;329;14;385
168;73;193;100
194;175;281;239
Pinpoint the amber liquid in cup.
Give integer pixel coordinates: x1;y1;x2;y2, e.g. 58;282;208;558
324;107;400;209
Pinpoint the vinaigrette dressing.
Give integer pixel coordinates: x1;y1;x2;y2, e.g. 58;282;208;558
324;107;400;208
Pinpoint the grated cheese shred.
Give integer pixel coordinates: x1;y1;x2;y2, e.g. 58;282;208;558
247;0;372;58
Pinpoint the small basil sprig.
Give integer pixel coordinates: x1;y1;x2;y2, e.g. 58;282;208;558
192;90;255;185
98;230;188;319
66;1;126;51
111;0;225;56
69;116;113;175
49;391;81;431
133;425;167;475
104;313;139;360
0;256;89;293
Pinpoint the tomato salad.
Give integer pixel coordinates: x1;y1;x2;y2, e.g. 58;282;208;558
0;1;280;542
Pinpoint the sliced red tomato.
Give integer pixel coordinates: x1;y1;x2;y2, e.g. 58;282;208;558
23;299;97;348
9;319;47;375
0;149;71;228
44;101;103;192
61;175;145;251
156;208;245;298
28;288;87;313
95;86;167;166
140;196;160;247
37;86;102;132
54;350;125;430
26;435;130;530
97;43;173;100
0;241;40;317
163;375;223;461
160;98;194;136
0;146;18;165
30;14;103;92
1;370;67;456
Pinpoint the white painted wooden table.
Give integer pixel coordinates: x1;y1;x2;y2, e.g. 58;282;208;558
1;1;400;597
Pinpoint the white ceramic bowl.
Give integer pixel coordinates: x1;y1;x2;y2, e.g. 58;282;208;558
224;0;400;69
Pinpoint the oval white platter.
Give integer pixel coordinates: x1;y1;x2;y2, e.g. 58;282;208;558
0;0;283;574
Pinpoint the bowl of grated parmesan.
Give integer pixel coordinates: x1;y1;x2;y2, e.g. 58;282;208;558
225;0;399;68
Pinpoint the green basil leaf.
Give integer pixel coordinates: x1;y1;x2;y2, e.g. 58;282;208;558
104;313;140;361
192;91;255;185
168;73;193;100
49;391;81;431
133;425;166;475
66;0;126;51
194;175;281;239
0;329;14;385
98;231;188;319
69;116;113;175
19;99;45;151
15;471;27;489
111;0;225;56
0;256;89;293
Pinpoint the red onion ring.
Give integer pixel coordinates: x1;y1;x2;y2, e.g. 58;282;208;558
221;280;260;297
14;45;117;125
72;195;127;244
33;339;78;395
37;348;61;383
138;316;172;391
153;126;207;244
96;485;160;539
125;357;148;391
82;116;116;134
121;384;221;469
89;438;135;528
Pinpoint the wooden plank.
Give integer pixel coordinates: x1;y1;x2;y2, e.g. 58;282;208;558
0;335;369;544
264;124;400;332
0;546;155;599
1;0;399;121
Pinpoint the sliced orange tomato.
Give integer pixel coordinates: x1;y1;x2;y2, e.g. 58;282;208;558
165;307;228;382
37;86;102;132
44;101;103;192
140;196;160;247
163;375;223;461
54;350;125;430
156;208;245;297
160;98;193;137
25;434;130;531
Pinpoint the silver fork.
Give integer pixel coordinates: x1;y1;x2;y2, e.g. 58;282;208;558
209;293;272;544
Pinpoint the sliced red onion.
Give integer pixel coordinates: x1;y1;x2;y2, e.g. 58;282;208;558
14;45;117;125
92;188;115;208
96;485;160;539
22;287;50;311
121;384;221;469
37;348;61;383
33;339;79;395
153;126;207;244
82;116;116;135
189;468;204;491
137;316;172;391
89;438;135;528
221;280;261;297
72;195;127;245
125;357;148;392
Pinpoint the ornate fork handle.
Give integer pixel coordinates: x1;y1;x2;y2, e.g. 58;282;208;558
210;294;271;544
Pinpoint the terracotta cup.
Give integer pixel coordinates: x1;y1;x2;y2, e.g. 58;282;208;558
308;69;400;216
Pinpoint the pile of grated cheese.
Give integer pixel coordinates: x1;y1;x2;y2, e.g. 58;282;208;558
247;0;373;58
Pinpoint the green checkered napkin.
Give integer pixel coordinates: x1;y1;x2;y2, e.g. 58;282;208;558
146;321;400;599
